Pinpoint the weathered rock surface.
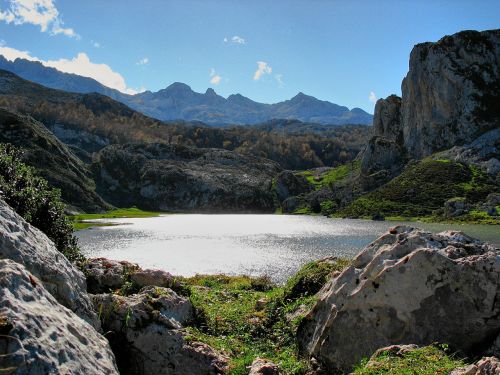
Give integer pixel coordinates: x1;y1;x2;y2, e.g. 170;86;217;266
451;356;500;375
131;268;174;289
0;198;99;328
274;170;312;203
0;108;110;212
437;128;500;179
93;286;228;374
93;142;282;212
0;259;118;374
361;29;499;182
81;258;139;293
298;226;500;373
248;357;281;375
401;29;500;159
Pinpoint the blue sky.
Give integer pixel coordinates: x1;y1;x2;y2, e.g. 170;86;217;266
0;1;499;113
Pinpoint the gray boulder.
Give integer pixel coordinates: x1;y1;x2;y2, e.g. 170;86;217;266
298;226;500;373
248;358;281;375
0;198;99;329
93;286;228;374
81;258;139;293
0;259;118;374
451;356;500;375
373;94;403;144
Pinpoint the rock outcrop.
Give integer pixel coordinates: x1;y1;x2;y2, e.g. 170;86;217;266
248;358;281;375
361;29;500;179
451;356;500;375
0;198;99;329
402;30;500;159
298;226;500;373
0;108;110;212
93;287;228;375
0;259;118;374
93;143;282;212
81;258;140;294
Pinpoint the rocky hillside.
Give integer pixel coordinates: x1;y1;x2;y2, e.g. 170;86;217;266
0;56;373;126
92;143;282;212
276;29;500;221
0;108;109;212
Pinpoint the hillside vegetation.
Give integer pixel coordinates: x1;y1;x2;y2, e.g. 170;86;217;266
0;70;371;170
340;159;499;222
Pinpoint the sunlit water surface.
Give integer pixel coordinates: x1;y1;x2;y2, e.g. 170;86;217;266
77;215;500;283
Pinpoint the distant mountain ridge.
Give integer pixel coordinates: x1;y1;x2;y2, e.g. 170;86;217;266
0;55;373;126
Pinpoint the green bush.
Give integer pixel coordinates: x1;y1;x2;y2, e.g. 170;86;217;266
0;143;82;262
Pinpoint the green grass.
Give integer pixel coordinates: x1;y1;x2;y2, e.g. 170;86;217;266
68;207;164;230
352;345;465;375
299;160;360;190
181;258;351;374
340;159;499;224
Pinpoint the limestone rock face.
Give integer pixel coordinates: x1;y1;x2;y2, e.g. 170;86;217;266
401;29;500;159
93;286;228;374
131;268;174;288
360;136;405;177
81;258;139;293
298;226;500;373
274;170;312;203
0;198;99;329
373;95;403;144
93;143;281;212
451;357;500;375
0;259;118;374
248;358;281;375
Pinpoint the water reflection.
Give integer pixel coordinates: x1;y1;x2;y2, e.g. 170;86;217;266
77;215;500;283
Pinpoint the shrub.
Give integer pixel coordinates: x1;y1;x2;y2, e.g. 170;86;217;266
0;143;82;262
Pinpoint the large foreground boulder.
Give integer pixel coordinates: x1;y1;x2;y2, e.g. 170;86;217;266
93;286;228;374
298;226;500;373
0;198;99;328
0;259;118;374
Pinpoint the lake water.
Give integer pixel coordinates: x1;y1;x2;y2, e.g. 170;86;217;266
77;215;500;283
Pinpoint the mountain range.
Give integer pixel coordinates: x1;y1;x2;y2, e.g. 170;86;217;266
0;55;373;126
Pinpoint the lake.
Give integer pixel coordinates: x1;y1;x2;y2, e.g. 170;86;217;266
76;215;500;283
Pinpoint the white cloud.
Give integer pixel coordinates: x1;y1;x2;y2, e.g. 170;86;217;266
0;0;78;38
209;68;221;85
210;75;221;85
231;35;245;44
92;41;100;48
253;61;272;80
224;35;245;44
368;91;377;104
136;57;149;66
0;44;143;94
275;74;284;87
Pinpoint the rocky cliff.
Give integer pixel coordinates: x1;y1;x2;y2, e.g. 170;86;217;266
93;143;282;212
363;29;500;174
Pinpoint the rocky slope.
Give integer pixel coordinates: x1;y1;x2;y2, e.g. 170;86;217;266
298;225;500;373
0;56;372;126
92;143;282;212
276;29;500;220
0;108;109;212
362;29;500;174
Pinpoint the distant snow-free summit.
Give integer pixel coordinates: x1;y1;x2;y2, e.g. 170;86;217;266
0;56;373;126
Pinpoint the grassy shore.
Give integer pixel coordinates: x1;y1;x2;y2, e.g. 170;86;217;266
69;207;163;230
